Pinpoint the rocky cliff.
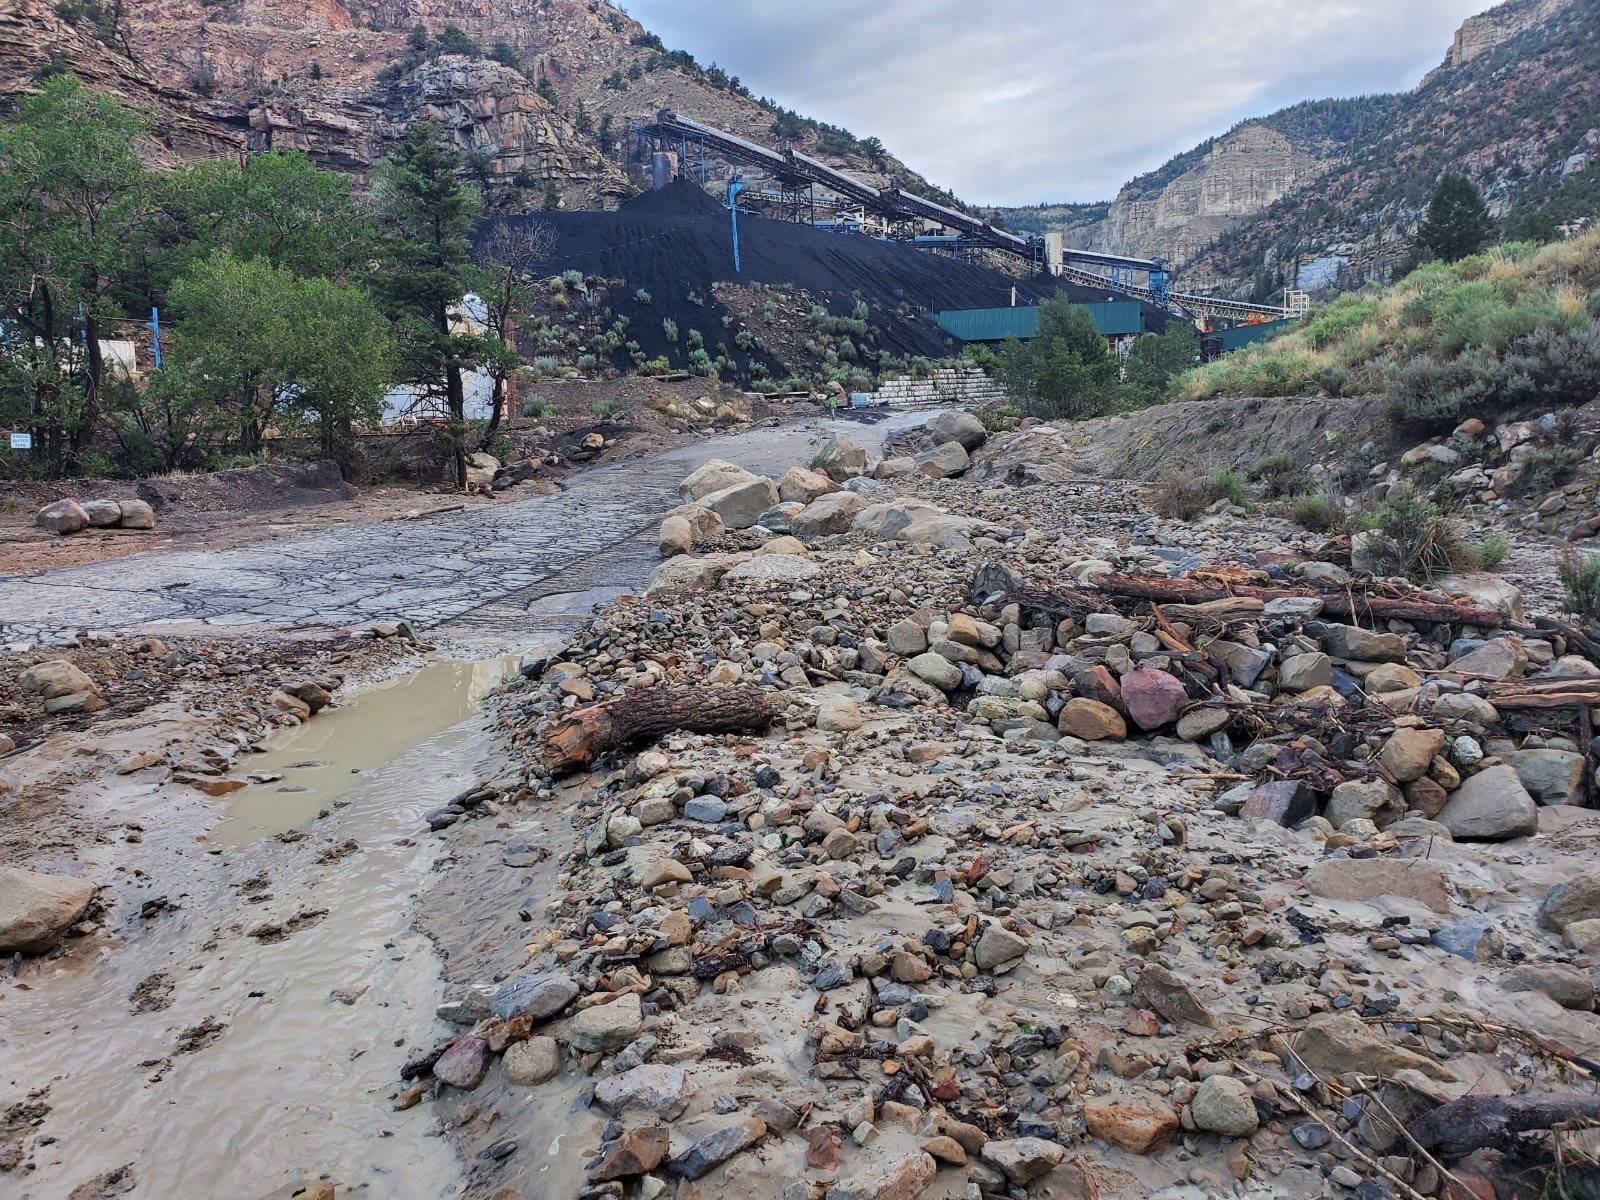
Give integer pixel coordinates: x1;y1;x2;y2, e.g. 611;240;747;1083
1092;123;1328;264
987;0;1596;297
2;0;941;212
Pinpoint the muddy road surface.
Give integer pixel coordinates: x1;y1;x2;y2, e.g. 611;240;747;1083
0;411;923;644
0;411;923;1200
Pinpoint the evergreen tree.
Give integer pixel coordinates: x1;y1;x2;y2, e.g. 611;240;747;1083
1417;174;1494;263
372;121;483;490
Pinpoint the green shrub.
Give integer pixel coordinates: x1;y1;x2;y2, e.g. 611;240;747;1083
1251;452;1307;499
1473;534;1510;572
521;394;554;418
1359;487;1471;582
634;289;651;304
662;318;678;343
1287;493;1345;533
1559;553;1600;621
1150;470;1212;521
1209;468;1246;507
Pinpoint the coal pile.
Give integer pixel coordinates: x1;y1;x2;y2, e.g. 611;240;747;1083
481;180;1167;380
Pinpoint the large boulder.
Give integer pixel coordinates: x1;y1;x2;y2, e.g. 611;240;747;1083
1324;778;1405;830
1449;637;1527;681
36;499;89;535
777;466;838;505
116;498;156;530
722;555;822;586
916;440;971;479
1083;1095;1179;1155
1501;748;1587;806
658;515;693;558
1302;858;1451;913
1120;668;1188;731
1379;727;1446;783
789;491;865;538
565;992;643;1052
0;867;96;954
82;499;123;528
853;500;944;539
1536;872;1600;934
925;409;987;451
814;435;867;482
1189;1075;1260;1137
1436;764;1539;840
1057;698;1125;741
679;459;759;502
646;556;729;595
17;660;99;701
698;477;779;530
664;503;725;543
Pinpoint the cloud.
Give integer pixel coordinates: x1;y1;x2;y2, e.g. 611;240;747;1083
618;0;1496;205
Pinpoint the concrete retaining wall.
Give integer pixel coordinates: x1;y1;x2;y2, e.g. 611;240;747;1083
872;366;1008;408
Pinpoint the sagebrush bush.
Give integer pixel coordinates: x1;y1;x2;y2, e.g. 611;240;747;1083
1560;553;1600;621
1360;487;1473;582
1287;493;1346;533
1252;452;1307;499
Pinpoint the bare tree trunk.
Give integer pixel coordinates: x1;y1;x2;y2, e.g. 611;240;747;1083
540;685;781;775
77;313;105;460
446;361;468;489
1408;1092;1600;1159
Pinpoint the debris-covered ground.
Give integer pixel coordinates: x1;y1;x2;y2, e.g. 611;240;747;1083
415;408;1600;1199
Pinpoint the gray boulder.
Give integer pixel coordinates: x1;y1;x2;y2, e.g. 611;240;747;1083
116;498;156;529
698;477;779;529
789;491;865;537
1324;778;1404;830
1501;748;1587;806
83;499;123;527
916;440;971;479
1321;624;1408;663
679;459;760;502
815;435;867;481
1436;764;1539;840
1537;871;1600;933
925;409;987;451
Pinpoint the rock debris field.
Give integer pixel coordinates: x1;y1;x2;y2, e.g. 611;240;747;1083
390;409;1600;1200
9;408;1600;1200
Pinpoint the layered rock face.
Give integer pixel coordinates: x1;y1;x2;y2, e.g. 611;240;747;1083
1093;123;1327;265
1432;0;1575;74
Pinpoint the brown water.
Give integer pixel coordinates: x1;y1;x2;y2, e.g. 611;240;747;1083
0;656;534;1200
215;656;521;846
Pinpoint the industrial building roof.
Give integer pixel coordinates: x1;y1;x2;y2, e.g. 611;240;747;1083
936;301;1147;343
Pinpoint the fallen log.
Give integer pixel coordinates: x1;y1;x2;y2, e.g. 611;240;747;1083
539;684;782;775
974;565;1508;629
1407;1092;1600;1159
1489;677;1600;710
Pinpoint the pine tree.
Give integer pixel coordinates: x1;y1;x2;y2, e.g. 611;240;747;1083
1417;174;1494;263
373;121;483;490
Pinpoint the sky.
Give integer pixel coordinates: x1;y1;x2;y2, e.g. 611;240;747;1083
618;0;1499;207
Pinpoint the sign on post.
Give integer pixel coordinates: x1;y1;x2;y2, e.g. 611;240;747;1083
8;432;32;451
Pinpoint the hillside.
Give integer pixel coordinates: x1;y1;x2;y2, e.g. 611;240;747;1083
487;179;1172;391
986;0;1598;298
1193;0;1600;296
0;0;952;212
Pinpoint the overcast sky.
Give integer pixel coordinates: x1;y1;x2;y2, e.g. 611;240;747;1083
619;0;1497;206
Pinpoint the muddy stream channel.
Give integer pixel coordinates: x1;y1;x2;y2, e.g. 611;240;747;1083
1;411;925;1200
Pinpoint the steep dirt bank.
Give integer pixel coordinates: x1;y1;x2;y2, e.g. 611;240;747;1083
996;394;1390;483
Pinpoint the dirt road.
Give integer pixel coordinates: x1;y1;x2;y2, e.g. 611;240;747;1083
0;411;924;644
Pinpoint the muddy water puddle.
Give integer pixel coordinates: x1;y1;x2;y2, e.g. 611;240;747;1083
216;655;521;846
0;655;538;1200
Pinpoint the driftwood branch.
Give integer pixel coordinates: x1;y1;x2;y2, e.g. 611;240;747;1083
539;684;781;774
974;564;1509;629
1489;678;1600;711
1408;1092;1600;1160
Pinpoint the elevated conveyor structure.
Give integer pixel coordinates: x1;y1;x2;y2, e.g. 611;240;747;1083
634;110;1304;324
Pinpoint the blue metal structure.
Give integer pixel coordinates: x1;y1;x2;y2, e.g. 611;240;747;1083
726;174;746;273
147;307;162;368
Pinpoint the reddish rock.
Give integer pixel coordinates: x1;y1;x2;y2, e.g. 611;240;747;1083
1121;1008;1160;1036
1239;781;1316;827
1057;698;1126;741
1084;1095;1180;1154
806;1125;840;1170
1073;666;1122;706
1120;669;1188;731
432;1035;490;1089
589;1126;669;1181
